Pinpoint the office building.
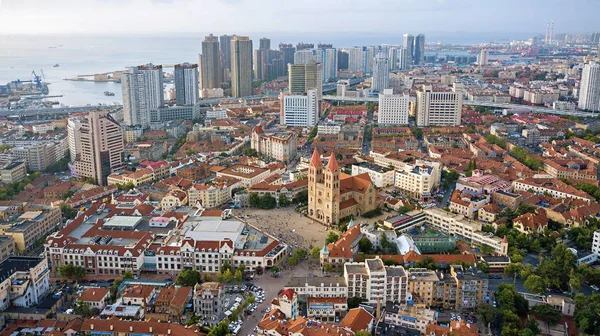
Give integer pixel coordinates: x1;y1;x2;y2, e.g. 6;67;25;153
338;49;349;70
219;34;234;70
231;36;253;98
174;63;199;106
478;48;489;66
378;89;409;125
348;47;365;72
122;64;164;128
200;34;222;90
416;85;463;126
74;110;125;185
0;208;62;252
280;90;318;127
578;62;600;112
413;34;425;65
294;50;315;65
288;63;323;95
371;54;390;92
403;34;414;65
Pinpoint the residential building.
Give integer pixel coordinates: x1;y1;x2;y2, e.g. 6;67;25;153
206;109;228;119
220;34;234;71
174;63;199;106
593;231;600;257
10;141;66;172
0;257;50;310
384;302;436;335
378;89;410;125
339;307;375;334
216;164;280;188
351;162;395;188
280;90;318;127
416;85;463;127
200;34;222;90
308;149;379;225
161;189;188;209
284;276;348;299
0;208;62;252
149;104;203;122
403;34;414;66
274;288;299;320
394;162;441;199
73;110;125;186
543;158;598;182
578;62;600;112
0;235;15;261
448;265;489;310
251;126;298;162
150;286;192;322
512;177;593;202
67;118;83;162
320;224;362;267
231;36;253;98
344;257;408;304
478;48;489;66
372;54;390;92
294;49;315;65
306;297;347;322
79;319;204;336
187;178;239;209
0;161;26;184
348;47;366;72
406;268;440;307
79;287;110;310
194;282;224;322
513;209;548;235
122;64;164;128
316;47;338;82
449;190;489;219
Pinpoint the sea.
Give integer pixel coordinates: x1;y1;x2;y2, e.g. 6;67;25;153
0;32;529;106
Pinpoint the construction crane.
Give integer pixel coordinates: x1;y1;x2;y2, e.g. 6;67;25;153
31;70;44;89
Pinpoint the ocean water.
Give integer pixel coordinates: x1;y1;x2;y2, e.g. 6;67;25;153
0;33;526;106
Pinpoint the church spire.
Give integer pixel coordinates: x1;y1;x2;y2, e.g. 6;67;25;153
310;148;322;167
326;152;339;171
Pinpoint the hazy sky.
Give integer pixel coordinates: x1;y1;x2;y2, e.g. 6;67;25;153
0;0;598;36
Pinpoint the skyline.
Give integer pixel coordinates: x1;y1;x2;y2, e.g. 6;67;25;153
0;0;599;36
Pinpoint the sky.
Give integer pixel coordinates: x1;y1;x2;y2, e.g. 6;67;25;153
0;0;598;36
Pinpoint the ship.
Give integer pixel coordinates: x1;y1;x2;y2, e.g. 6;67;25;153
104;91;115;96
53;64;60;67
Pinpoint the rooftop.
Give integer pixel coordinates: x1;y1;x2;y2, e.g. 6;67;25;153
0;257;44;282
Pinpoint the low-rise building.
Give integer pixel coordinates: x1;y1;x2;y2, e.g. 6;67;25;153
79;319;204;336
512;177;593;202
395;163;441;200
188;178;240;209
251;126;298;163
339;307;375;334
0;234;15;261
0;256;50;310
193;282;224;322
344;257;408;304
0;208;62;252
151;286;192;322
161;189;188;209
513;209;548;235
216;164;281;188
352;162;395;188
306;297;347;322
384;302;436;335
284;276;348;299
79;287;110;310
0;161;26;184
449;190;489;219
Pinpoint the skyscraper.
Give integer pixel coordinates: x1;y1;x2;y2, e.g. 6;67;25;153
398;47;409;70
231;36;253;98
259;38;271;52
219;34;234;70
280;89;318;127
416;85;463;127
578;62;600;112
288;63;323;115
413;34;425;65
279;43;296;68
378;89;409;125
296;42;314;50
388;47;398;71
348;47;365;72
174;63;199;106
73;110;124;185
253;49;265;81
478;49;489;66
200;34;222;90
371;54;390;92
338;50;349;70
403;34;414;66
317;48;338;82
365;46;377;73
122;64;164;128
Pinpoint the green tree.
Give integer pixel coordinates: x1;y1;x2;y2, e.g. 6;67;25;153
293;190;309;204
258;194;277;209
326;231;339;244
248;193;260;207
524;274;548;295
223;268;233;283
347;296;363;309
415;256;436;270
524;317;541;336
208;320;230;336
477;303;497;334
311;246;321;260
358;237;373;254
323;263;333;273
380;232;390;250
354;331;370;336
58;263;85;281
73;299;99;317
532;304;562;327
234;269;243;283
60;203;78;220
278;194;291;207
123;271;134;280
175;269;201;286
124;181;135;191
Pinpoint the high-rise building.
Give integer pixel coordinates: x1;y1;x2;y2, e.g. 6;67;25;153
174;63;199;106
378;89;409;125
337;50;349;70
348;47;365;72
288;63;323;95
398;47;409;70
280;90;318;127
592;32;600;43
279;43;296;68
403;34;414;65
294;50;315;65
296;42;314;51
416;85;463;126
253;49;265;81
122;64;164;128
578;62;600;112
413;34;425;65
317;48;337;82
259;38;271;52
478;48;489;66
73;110;124;185
231;36;253;98
371;54;390;92
67;118;82;163
219;34;234;70
365;46;377;73
200;34;222;90
388;47;398;71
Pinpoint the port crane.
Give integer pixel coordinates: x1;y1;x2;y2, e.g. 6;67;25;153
31;70;45;89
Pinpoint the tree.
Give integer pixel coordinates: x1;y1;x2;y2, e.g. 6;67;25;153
242;147;258;157
60;203;78;220
569;268;581;293
323;263;333;273
74;299;99;317
175;269;201;286
258;194;277;209
278;194;291;207
524;317;541;336
326;231;339;244
347;296;363;309
223;268;233;283
248;193;260;207
478;261;489;274
415;256;436;270
358;237;373;254
293;190;308;204
354;331;370;336
477;303;496;333
123;271;134;280
311;246;321;260
380;232;390;250
524;274;548;295
208;320;230;336
532;304;562;327
234;269;243;283
124;181;135;191
58;263;85;281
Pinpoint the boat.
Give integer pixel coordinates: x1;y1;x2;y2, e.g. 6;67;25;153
53;64;59;67
104;91;115;96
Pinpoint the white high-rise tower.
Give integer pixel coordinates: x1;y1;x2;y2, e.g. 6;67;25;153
371;54;390;92
122;64;164;128
578;62;600;112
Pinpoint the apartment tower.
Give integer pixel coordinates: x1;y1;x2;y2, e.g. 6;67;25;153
174;63;199;106
231;36;253;98
122;64;164;128
200;34;222;90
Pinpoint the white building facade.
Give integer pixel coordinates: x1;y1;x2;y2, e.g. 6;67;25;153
378;89;410;125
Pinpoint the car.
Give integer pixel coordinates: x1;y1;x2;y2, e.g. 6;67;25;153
591;285;599;291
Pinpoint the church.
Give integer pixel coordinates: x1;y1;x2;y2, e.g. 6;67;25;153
308;148;380;225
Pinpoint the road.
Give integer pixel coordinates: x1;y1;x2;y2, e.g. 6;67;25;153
362;106;374;155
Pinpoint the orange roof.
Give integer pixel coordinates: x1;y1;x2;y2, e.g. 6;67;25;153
80;319;203;336
339;307;374;332
326;153;339;171
123;285;155;299
404;251;477;264
79;287;109;302
310;148;322;167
